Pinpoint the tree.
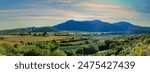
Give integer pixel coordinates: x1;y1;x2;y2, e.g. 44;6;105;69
51;49;67;56
33;34;37;36
24;48;51;56
28;32;32;35
98;40;114;51
65;50;76;56
42;32;48;36
83;45;99;55
14;44;18;48
1;43;30;56
76;45;99;55
76;48;84;55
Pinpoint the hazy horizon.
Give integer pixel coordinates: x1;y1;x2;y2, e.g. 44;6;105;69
0;0;150;30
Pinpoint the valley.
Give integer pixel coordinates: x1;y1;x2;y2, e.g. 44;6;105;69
0;31;149;56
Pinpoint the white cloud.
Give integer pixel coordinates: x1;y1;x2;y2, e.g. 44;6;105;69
58;0;72;3
40;0;73;4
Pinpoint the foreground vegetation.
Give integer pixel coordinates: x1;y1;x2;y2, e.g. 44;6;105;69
0;33;150;56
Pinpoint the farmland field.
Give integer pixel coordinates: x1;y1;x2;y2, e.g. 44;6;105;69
0;33;150;56
0;36;72;43
0;0;150;57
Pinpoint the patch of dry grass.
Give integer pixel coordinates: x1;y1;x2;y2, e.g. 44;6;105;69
3;36;72;43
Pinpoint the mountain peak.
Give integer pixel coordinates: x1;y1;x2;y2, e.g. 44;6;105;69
93;19;101;22
114;21;133;25
66;19;102;23
113;22;134;27
68;20;76;22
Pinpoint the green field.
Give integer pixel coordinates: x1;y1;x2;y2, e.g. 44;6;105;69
59;46;80;51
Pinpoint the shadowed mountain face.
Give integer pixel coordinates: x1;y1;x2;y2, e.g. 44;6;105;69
53;20;135;32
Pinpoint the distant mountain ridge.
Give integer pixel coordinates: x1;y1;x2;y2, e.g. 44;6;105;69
0;20;150;34
53;20;150;34
53;20;135;32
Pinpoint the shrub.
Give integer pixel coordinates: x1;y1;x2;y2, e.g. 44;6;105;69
51;49;67;56
76;45;99;55
14;44;18;48
83;45;99;55
2;44;17;56
24;48;51;56
76;48;84;55
65;50;76;56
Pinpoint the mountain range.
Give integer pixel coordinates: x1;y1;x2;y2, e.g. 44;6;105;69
53;20;150;34
1;20;150;34
53;20;134;32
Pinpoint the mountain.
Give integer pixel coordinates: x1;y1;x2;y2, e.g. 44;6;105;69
31;27;57;32
53;20;131;32
0;20;150;34
0;29;26;34
53;20;150;33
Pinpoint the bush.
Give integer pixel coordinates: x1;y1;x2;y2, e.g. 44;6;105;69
83;45;99;55
51;49;67;56
2;44;18;56
0;37;5;40
24;48;51;56
76;48;84;55
42;32;48;36
98;40;115;51
76;45;99;55
65;50;76;56
14;44;18;48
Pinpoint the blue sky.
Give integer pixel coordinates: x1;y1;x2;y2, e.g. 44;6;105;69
0;0;150;30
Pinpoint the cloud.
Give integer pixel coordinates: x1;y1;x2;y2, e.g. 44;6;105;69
40;0;73;4
0;0;150;29
57;0;72;3
13;9;95;20
0;1;145;22
0;10;33;13
79;2;141;18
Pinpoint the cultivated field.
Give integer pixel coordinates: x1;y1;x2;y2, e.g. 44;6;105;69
1;36;72;43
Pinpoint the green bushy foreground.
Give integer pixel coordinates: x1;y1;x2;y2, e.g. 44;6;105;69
0;34;150;56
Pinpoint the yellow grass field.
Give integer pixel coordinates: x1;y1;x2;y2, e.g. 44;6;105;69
1;36;72;43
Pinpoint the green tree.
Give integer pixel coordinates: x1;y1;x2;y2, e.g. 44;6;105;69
65;50;76;56
83;45;99;55
42;32;48;36
76;48;84;55
51;49;67;56
24;48;51;56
